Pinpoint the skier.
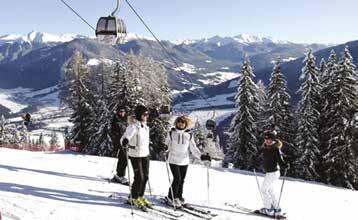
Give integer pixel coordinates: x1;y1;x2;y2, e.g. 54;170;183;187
254;130;289;217
121;105;151;210
203;119;224;161
163;116;211;208
110;106;129;185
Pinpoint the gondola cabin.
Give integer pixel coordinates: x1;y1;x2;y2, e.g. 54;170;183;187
96;16;126;45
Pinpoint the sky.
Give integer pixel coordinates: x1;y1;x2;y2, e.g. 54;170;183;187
0;0;357;44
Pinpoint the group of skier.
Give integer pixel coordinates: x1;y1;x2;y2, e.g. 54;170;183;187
110;104;289;218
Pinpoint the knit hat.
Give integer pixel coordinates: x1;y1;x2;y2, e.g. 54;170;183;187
134;105;149;121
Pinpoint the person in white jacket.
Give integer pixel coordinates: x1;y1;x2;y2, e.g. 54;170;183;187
120;105;151;210
164;116;211;207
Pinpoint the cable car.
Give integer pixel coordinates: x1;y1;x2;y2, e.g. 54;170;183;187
96;0;127;45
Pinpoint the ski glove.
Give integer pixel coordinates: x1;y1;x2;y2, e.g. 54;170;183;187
281;163;290;170
200;154;211;161
122;138;129;147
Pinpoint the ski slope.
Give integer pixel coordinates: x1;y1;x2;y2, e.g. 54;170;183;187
0;148;356;220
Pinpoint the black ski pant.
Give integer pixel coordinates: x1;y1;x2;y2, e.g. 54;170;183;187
116;148;127;177
168;164;188;199
130;156;150;199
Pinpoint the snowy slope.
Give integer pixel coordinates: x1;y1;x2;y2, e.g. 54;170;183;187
0;148;356;220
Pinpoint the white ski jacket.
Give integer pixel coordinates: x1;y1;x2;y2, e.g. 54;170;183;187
165;128;202;166
121;121;150;158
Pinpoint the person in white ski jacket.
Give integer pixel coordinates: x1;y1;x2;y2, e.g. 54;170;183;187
164;116;211;207
120;105;151;209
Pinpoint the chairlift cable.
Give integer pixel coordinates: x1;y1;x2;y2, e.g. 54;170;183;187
57;0;210;120
59;0;96;31
124;0;217;112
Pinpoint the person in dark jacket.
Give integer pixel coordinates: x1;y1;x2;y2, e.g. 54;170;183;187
255;130;288;216
110;106;129;185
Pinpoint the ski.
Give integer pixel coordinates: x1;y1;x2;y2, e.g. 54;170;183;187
159;198;213;219
182;203;218;217
252;210;287;220
122;201;180;220
225;203;287;219
180;207;213;220
224;202;252;212
146;207;182;220
148;206;184;218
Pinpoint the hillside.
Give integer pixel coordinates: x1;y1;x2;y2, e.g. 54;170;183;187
0;148;356;220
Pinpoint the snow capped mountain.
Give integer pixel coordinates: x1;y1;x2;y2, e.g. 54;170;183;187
0;31;85;45
172;34;290;46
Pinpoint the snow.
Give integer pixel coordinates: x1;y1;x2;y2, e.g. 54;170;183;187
174;63;197;74
282;57;297;62
198;72;239;85
87;58;114;66
228;79;240;89
174;92;236;110
124;33;156;42
0;89;28;113
0;31;83;45
0;147;356;220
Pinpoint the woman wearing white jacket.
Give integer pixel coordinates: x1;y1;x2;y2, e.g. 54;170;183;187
164;116;211;207
120;105;151;210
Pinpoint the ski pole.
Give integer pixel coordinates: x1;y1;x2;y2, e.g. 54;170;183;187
125;147;134;216
206;162;210;207
108;148;121;183
253;169;264;204
165;153;177;210
147;173;153;200
277;169;287;208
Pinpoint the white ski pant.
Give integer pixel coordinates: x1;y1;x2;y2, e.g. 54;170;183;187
261;170;280;209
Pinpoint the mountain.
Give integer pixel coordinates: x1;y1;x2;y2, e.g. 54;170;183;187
0;31;332;114
175;40;358;110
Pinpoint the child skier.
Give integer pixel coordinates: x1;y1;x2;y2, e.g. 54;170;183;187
163;116;211;208
121;105;151;210
254;130;288;217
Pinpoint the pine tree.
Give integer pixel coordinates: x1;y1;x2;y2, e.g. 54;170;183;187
322;46;358;189
67;52;95;151
228;60;261;170
108;59;139;113
265;60;297;175
49;131;59;149
38;133;45;145
294;49;321;181
0;115;9;146
83;63;114;156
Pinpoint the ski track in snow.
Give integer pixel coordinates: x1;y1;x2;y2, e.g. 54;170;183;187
0;148;357;220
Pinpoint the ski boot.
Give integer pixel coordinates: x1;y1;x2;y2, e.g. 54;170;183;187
258;208;275;216
139;197;152;208
164;196;182;208
128;197;147;211
111;175;129;185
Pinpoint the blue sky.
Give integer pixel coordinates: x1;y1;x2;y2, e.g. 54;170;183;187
1;0;357;44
